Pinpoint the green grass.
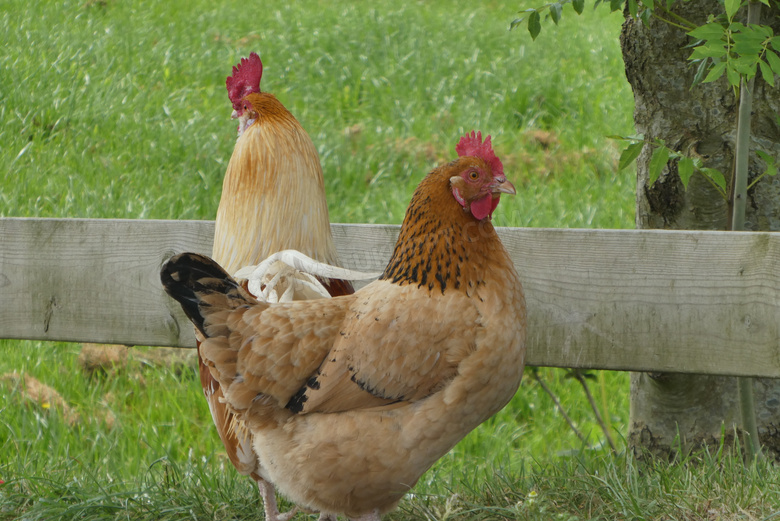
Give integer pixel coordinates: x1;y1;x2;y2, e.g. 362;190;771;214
1;0;634;228
400;447;780;520
4;0;775;520
0;343;632;520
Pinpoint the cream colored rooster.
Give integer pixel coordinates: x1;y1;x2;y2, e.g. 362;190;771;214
166;131;526;520
202;52;358;521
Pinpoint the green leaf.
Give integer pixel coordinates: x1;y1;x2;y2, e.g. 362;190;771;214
609;0;622;12
692;59;710;87
771;36;780;52
619;142;645;171
689;42;728;60
726;63;741;87
731;57;757;81
628;0;638;18
701;168;728;194
510;18;524;30
688;22;727;41
732;32;765;56
678;157;695;188
648;146;670;186
766;50;780;76
528;10;541;40
725;0;741;21
665;148;683;161
549;2;562;25
606;134;644;141
751;23;773;40
639;7;652;25
703;61;727;83
757;150;777;177
573;0;585;13
759;59;775;86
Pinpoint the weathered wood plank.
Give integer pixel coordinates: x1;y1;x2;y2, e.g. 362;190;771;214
0;218;214;348
2;217;780;377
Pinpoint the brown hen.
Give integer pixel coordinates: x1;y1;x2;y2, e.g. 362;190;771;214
165;131;526;520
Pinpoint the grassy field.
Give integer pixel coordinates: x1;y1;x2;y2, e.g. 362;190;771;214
0;0;634;227
2;1;777;520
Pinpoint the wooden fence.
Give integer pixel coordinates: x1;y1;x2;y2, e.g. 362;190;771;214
2;217;780;378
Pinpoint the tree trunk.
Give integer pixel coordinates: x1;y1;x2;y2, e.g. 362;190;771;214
620;0;780;460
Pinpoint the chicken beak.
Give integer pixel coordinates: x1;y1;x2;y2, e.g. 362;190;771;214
231;110;239;120
490;177;516;196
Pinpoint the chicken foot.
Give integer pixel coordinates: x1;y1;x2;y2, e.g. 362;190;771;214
256;478;299;521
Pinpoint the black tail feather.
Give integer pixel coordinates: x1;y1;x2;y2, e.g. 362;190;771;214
160;252;242;335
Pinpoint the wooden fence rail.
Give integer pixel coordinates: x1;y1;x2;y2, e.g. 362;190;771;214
2;217;780;378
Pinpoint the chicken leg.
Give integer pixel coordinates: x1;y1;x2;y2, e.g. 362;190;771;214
257;478;299;521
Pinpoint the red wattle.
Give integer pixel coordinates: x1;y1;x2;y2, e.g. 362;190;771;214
470;194;499;220
490;195;500;214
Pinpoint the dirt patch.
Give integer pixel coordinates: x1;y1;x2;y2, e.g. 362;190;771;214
0;372;79;426
78;344;197;377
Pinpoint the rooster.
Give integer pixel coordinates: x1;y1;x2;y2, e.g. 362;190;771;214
202;52;356;520
164;131;526;520
216;51;352;295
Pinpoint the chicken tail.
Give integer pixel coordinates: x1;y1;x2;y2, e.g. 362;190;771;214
161;252;256;337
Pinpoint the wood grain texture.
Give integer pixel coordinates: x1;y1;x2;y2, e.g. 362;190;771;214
0;218;213;348
2;218;780;377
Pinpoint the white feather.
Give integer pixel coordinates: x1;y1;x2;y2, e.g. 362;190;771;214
234;250;381;303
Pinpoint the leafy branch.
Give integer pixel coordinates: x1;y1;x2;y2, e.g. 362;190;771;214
687;2;780;90
611;135;777;198
510;0;587;39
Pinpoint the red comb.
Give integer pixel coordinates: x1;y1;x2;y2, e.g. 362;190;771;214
455;131;504;177
226;52;263;111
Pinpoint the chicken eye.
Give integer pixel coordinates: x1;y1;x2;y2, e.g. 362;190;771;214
469;171;479;180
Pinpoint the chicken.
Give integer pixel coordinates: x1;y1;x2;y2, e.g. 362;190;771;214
202;52;356;520
163;131;526;520
216;51;352;294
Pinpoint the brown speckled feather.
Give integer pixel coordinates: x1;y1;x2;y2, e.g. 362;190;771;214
293;280;467;414
205;297;352;412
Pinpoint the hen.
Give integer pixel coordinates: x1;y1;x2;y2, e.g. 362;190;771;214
164;131;526;520
204;52;356;520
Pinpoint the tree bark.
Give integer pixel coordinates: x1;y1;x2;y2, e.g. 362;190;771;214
620;0;780;459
